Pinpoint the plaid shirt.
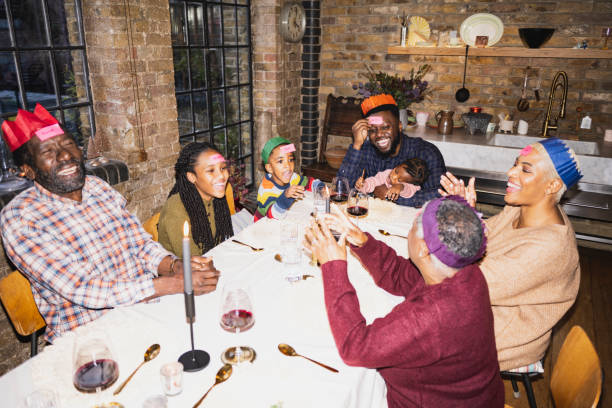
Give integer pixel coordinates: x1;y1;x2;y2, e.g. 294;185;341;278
337;133;446;207
0;176;170;341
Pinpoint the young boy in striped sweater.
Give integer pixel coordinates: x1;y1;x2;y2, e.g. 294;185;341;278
255;137;323;221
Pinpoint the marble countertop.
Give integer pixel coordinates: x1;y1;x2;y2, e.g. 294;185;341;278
404;126;612;186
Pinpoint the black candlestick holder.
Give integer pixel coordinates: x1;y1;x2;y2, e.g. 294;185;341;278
178;291;210;372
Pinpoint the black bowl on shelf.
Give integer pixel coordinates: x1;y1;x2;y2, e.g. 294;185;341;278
519;28;555;48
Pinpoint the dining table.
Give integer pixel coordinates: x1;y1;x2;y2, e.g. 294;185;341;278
0;192;419;408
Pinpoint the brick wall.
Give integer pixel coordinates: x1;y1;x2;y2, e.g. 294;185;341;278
252;0;303;177
319;0;612;148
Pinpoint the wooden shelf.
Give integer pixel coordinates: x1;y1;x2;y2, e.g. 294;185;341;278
387;46;612;59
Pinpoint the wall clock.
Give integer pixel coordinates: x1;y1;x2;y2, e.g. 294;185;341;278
280;2;306;43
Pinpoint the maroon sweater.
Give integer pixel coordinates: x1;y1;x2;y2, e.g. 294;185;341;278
321;234;504;408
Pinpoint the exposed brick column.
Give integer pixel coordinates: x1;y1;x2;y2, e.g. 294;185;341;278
300;0;321;166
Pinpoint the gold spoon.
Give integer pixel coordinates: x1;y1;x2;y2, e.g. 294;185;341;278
113;344;160;395
232;239;264;252
278;343;338;373
193;364;233;408
378;229;407;239
273;255;315;279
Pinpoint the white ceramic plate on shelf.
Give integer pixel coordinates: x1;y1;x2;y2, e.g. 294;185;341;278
459;13;504;47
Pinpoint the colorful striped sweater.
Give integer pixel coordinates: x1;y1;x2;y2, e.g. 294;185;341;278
255;172;322;221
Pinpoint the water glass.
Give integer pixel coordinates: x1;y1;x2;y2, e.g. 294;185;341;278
160;362;183;396
21;389;60;408
313;184;329;215
280;223;301;282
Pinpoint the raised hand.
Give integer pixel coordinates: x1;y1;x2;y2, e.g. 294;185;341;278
284;184;305;199
351;119;370;150
304;216;346;265
318;205;367;247
438;172;476;208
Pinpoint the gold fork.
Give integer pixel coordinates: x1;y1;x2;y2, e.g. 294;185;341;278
231;239;264;252
378;229;407;239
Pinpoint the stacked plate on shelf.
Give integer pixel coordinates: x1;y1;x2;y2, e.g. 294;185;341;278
459;13;504;47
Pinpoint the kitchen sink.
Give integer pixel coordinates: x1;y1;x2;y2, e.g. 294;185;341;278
492;133;600;156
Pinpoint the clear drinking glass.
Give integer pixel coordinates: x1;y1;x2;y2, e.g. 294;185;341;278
330;176;349;204
219;283;256;364
21;389;61;408
313;183;329;215
72;331;119;393
347;188;369;219
280;222;302;282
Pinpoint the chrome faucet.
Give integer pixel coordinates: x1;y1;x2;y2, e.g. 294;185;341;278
542;71;568;137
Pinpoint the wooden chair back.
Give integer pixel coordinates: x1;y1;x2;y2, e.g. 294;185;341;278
550;325;602;408
318;93;363;163
0;271;46;355
143;183;236;242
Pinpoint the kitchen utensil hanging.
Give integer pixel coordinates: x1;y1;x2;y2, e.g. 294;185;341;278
517;66;530;112
455;45;470;103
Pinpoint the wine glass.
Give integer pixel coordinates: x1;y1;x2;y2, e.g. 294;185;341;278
347;188;369;219
330;176;349;204
72;331;119;393
219;283;256;364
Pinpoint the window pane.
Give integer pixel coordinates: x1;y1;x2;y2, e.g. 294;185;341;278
20;51;56;110
237;7;248;45
173;49;188;91
226;87;239;125
63;106;91;147
0;0;11;47
237;0;248;5
187;3;204;45
48;0;82;46
176;93;192;136
193;91;208;131
222;6;237;45
208;49;222;88
224;48;237;86
227;125;239;158
241;123;251;156
213;128;226;157
194;131;208;143
190;48;206;90
243;156;252;185
11;0;47;47
211;89;225;128
169;2;186;46
240;85;250;122
0;52;18;115
207;5;222;46
238;48;249;84
55;50;88;105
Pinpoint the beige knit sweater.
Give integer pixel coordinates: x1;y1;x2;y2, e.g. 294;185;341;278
480;205;580;371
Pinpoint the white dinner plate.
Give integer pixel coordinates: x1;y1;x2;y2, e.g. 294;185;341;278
459;13;504;47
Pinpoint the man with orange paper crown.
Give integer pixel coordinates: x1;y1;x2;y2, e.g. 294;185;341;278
0;104;220;342
337;94;445;207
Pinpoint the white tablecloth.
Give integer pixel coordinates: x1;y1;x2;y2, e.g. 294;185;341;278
0;193;419;408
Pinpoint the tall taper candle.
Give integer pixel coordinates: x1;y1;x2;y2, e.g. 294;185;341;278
182;221;192;293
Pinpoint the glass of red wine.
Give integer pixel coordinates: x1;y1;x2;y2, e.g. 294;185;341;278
347;188;369;219
72;331;119;394
330;176;350;204
219;283;256;365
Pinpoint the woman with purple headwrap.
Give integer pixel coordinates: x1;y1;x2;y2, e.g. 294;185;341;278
305;196;504;408
439;137;582;373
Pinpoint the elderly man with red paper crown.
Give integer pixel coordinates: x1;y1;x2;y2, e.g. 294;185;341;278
0;104;220;342
337;94;446;207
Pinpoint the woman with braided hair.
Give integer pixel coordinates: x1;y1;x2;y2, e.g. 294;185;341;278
158;142;234;257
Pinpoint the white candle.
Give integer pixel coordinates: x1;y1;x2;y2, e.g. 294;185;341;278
182;221;192;293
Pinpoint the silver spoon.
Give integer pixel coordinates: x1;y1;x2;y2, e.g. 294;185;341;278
193;364;232;408
113;344;160;395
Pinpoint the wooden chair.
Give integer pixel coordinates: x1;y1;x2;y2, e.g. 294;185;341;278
504;325;602;408
143;183;236;241
302;94;363;182
550;325;602;408
0;271;46;357
500;364;543;408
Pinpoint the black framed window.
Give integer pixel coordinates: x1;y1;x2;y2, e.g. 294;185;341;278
0;0;94;147
170;0;254;185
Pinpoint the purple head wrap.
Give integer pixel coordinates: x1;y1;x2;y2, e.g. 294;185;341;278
422;195;487;269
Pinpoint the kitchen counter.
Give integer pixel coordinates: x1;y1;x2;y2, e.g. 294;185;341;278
404;126;612;227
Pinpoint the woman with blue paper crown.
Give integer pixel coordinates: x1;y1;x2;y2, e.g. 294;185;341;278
439;137;582;373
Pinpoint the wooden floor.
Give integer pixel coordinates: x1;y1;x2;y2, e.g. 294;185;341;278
503;246;611;408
